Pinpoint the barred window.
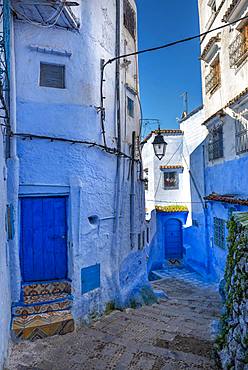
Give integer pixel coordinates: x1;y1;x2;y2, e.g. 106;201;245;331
208;125;223;161
214;217;226;249
235;117;248;154
123;0;136;39
164;172;179;190
229;24;248;68
205;59;221;95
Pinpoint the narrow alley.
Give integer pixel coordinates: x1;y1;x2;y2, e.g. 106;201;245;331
7;268;222;370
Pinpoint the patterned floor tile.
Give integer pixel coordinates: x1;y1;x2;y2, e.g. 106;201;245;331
22;281;71;297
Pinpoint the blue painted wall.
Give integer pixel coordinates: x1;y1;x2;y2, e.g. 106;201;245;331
183;139;248;282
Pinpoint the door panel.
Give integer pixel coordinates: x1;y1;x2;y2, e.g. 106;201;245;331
20;196;68;282
165;219;183;259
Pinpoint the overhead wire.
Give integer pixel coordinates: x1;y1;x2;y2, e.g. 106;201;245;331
100;14;248;147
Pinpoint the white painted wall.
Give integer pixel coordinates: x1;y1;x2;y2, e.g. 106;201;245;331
142;131;184;217
8;0;147;321
180;107;208;226
199;0;248;121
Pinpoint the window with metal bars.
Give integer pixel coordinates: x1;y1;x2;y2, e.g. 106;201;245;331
214;217;226;249
123;0;136;39
208;125;223;160
40;63;65;89
229;23;248;68
235;117;248;154
205;59;221;94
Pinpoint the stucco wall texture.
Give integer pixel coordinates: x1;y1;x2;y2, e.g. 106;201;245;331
8;0;149;324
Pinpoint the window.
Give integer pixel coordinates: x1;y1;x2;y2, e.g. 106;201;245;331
138;233;141;250
208;125;223;160
127;97;134;117
40;63;65;89
235;116;248;154
205;59;221;94
214;217;226;249
229;23;248;68
123;0;136;39
142;230;145;248
164;172;179;190
146;227;149;243
207;0;216;13
144;168;148;191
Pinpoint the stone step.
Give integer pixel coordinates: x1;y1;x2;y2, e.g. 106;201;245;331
12;297;73;317
22;291;72;305
12;310;74;340
22;280;71;298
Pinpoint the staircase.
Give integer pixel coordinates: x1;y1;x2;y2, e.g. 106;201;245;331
12;280;74;340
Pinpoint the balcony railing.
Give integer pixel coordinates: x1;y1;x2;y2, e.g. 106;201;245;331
205;68;220;94
229;32;248;68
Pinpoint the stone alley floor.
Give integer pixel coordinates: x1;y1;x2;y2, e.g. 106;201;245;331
6;269;222;370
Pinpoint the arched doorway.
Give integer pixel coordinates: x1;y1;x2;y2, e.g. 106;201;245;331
164;219;183;259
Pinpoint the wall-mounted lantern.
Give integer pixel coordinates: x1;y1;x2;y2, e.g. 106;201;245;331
152;125;167;160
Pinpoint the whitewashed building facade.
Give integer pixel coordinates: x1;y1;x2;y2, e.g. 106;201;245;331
2;0;149;345
198;0;248;280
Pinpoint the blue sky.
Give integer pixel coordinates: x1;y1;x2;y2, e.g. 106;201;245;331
136;0;202;132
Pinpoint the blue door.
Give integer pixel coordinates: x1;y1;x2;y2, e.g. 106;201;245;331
20;196;68;282
165;219;183;259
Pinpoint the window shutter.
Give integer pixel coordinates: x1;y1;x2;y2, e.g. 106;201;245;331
40;63;65;89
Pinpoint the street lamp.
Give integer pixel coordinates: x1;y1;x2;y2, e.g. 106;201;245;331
152;125;167;160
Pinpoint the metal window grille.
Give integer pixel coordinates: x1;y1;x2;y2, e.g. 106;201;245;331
164;172;179;190
214;217;225;249
229;25;248;68
208;125;223;160
205;61;221;94
123;0;136;39
235;118;248;154
40;63;65;89
127;97;134;117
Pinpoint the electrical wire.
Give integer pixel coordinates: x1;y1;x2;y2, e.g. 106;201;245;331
146;199;204;204
100;14;248;145
12;132;136;160
11;3;65;28
104;14;248;67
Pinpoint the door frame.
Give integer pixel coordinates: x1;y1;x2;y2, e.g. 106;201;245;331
164;218;183;259
19;193;70;283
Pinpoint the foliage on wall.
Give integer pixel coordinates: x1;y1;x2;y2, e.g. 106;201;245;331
216;214;248;369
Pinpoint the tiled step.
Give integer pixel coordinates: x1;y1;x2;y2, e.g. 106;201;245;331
22;280;71;298
12;310;74;340
12;297;73;317
12;279;74;340
23;291;71;305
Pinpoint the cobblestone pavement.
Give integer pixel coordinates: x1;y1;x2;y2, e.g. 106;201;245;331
7;271;222;370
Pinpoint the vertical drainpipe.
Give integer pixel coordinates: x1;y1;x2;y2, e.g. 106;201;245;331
203;144;211;276
130;131;135;249
7;0;20;301
112;0;122;301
